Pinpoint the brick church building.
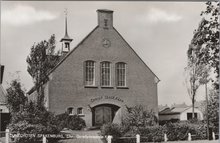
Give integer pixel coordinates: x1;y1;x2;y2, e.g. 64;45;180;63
28;9;160;127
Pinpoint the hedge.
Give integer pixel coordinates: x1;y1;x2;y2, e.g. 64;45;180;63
101;121;208;143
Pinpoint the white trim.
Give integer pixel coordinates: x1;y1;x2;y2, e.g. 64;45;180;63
100;61;111;87
84;61;96;86
116;62;126;87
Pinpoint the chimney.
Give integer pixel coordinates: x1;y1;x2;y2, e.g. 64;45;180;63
97;9;114;29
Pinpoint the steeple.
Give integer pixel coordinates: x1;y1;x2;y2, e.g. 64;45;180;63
60;9;73;54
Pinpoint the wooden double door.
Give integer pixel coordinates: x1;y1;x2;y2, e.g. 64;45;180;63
94;106;112;126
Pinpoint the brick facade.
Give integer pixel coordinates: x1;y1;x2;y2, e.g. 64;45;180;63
30;9;159;127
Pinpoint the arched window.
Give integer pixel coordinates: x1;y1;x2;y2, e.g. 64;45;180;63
85;61;95;86
116;62;126;87
101;61;111;86
67;107;74;115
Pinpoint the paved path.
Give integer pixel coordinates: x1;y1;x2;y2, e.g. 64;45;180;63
58;130;104;143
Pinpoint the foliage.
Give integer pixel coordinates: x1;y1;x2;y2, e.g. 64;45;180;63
137;126;165;142
159;118;180;125
56;113;86;130
165;121;207;141
6;79;27;113
100;123;124;143
185;42;210;119
207;89;219;132
122;105;158;130
101;121;207;143
187;1;219;135
26;34;61;106
26;34;60;84
8;102;61;143
188;1;219;90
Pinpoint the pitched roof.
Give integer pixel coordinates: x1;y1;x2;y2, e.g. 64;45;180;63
113;27;160;82
171;103;188;108
27;26;99;95
158;104;169;112
27;13;161;93
47;26;99;76
159;106;191;115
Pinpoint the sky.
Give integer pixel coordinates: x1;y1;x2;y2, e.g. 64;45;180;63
1;1;209;106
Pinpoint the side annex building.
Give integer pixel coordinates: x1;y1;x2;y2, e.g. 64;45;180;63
28;9;160;127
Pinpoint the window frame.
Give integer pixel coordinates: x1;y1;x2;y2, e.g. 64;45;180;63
100;61;111;87
77;107;83;115
67;107;74;115
84;60;96;87
116;62;127;87
187;112;198;120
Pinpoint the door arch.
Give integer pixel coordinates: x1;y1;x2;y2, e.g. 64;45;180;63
92;104;120;126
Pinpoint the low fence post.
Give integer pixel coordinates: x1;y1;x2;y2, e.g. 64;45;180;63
212;132;215;140
107;135;112;143
5;129;9;143
43;135;47;143
164;133;168;142
136;134;140;143
188;133;191;141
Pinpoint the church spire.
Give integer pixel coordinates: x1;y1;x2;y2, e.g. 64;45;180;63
60;9;73;54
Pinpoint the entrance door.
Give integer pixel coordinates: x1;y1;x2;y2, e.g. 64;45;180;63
94;106;112;126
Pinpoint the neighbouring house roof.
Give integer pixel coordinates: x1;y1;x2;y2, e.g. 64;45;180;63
158;104;169;112
159;106;191;115
171;103;188;108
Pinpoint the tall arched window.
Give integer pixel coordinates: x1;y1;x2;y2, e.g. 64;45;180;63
101;61;111;86
85;61;95;86
116;62;126;87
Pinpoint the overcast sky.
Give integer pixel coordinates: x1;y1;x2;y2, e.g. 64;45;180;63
1;1;209;106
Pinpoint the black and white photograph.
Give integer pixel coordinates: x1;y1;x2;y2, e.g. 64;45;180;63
0;1;219;143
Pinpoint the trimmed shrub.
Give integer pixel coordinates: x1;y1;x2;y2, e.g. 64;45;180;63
165;121;207;141
101;121;207;143
139;126;165;142
56;113;86;130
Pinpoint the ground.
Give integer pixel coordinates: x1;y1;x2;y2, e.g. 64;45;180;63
58;130;103;143
164;141;218;143
0;130;218;143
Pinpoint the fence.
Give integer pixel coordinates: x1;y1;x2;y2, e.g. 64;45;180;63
109;133;218;143
1;129;219;143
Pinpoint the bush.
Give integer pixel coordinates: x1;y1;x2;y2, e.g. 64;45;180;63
165;121;207;141
100;105;208;142
101;121;207;143
159;118;180;125
56;113;86;130
8;103;61;143
122;105;158;129
100;123;124;143
139;126;165;142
